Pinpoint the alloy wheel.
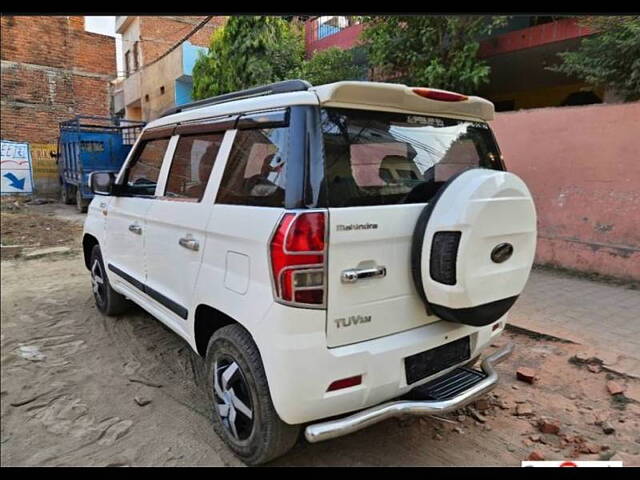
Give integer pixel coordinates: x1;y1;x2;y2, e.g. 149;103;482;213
91;259;105;306
213;356;254;441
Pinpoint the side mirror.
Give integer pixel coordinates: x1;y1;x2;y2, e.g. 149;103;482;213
89;172;116;195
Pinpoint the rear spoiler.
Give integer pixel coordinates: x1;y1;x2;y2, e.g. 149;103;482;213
311;82;494;121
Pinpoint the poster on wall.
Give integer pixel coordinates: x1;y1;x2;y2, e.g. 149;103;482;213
1;140;34;195
30;143;59;180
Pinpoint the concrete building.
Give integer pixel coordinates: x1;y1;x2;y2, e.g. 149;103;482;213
115;16;224;121
304;16;607;110
1;16;116;195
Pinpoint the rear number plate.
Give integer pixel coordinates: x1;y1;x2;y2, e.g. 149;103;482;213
404;336;471;385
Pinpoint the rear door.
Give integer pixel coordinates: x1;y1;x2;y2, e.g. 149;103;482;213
319;108;505;347
143;121;232;334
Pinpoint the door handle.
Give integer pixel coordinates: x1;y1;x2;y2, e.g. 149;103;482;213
128;223;142;235
178;234;200;251
341;265;387;284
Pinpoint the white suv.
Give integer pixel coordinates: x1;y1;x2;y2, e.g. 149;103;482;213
83;80;537;464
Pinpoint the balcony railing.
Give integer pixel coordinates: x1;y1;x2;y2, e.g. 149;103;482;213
319;16;358;39
305;16;363;54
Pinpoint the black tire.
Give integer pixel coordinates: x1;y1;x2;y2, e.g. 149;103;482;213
76;187;88;213
60;183;74;205
89;245;130;316
205;324;300;465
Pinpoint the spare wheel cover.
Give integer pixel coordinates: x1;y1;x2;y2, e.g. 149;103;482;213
411;168;537;326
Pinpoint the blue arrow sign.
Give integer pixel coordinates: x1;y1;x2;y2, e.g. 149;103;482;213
4;172;26;190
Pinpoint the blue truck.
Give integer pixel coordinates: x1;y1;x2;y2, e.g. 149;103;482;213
57;115;145;212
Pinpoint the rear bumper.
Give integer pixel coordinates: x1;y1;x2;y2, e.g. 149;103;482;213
257;304;508;425
304;343;513;443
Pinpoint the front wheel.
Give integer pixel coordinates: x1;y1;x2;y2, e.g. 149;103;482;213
205;324;300;465
89;245;130;316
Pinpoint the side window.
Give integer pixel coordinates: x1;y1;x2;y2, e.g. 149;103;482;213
216;127;289;207
164;133;224;201
124;138;169;196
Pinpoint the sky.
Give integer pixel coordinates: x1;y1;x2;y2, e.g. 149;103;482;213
84;16;124;78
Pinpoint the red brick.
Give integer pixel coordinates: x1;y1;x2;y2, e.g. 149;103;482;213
538;418;561;435
1;16;115;146
138;16;224;65
527;450;545;461
516;367;537;384
607;381;625;396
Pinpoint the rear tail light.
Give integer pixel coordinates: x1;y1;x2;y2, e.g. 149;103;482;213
412;88;468;102
270;211;327;307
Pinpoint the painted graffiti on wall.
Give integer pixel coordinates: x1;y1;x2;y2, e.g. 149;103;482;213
1;140;34;195
30;143;59;180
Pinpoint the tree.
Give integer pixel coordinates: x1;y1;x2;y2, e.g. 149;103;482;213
300;47;366;85
192;16;305;99
359;16;507;93
549;16;640;101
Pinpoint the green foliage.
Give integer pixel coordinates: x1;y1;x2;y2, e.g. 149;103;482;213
359;16;507;93
300;47;366;85
192;28;228;99
549;16;640;101
192;16;305;100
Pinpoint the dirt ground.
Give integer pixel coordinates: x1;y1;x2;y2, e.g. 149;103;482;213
1;204;639;466
0;197;83;255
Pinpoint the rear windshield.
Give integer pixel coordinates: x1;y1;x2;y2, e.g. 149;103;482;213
319;108;503;207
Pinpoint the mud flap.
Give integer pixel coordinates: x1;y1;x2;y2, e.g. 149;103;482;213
411;168;537;326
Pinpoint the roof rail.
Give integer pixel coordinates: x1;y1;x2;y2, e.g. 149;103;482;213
159;79;313;118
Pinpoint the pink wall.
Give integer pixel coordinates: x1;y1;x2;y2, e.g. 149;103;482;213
490;102;640;281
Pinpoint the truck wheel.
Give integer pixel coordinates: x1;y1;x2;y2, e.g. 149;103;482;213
89;245;130;316
205;324;300;465
76;188;88;213
60;183;74;205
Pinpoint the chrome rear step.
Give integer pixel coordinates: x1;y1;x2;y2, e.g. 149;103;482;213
408;367;487;401
304;343;513;443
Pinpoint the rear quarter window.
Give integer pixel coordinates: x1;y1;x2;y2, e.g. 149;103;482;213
215;127;289;207
319;108;503;207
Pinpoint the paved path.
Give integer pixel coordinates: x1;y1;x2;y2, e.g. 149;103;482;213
509;268;640;369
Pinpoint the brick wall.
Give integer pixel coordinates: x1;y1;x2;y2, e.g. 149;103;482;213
1;16;116;195
138;16;224;65
128;16;224;121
